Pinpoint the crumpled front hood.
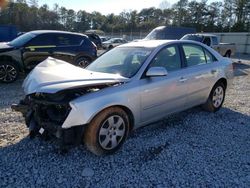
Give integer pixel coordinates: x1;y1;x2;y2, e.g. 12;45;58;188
23;57;129;95
0;42;14;53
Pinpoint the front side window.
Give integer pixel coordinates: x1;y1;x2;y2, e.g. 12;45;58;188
150;45;182;72
27;34;55;46
182;44;207;67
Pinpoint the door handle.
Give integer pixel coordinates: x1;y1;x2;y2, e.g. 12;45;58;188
179;77;188;82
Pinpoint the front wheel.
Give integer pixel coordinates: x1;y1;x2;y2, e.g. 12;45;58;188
0;61;19;83
202;82;226;112
84;107;130;155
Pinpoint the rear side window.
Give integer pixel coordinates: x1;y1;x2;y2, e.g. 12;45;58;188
182;44;206;66
150;45;182;72
83;37;94;47
55;34;83;46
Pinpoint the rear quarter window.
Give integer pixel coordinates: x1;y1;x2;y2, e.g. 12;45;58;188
83;37;94;47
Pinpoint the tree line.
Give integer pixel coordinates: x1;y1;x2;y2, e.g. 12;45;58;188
0;0;249;34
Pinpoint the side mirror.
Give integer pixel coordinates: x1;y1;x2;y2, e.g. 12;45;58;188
146;67;168;77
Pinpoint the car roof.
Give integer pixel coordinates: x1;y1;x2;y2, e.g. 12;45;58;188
29;30;87;37
186;33;217;37
119;40;175;48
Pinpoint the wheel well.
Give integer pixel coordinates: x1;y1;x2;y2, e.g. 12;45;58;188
0;55;21;71
76;56;92;62
216;78;227;89
116;105;135;132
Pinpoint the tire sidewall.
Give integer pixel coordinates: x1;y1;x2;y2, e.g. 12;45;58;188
97;111;129;154
84;107;130;155
76;57;91;68
209;83;226;112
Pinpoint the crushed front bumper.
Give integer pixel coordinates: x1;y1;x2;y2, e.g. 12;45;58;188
11;97;84;146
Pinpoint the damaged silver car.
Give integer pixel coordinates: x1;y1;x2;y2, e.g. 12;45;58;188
12;40;234;155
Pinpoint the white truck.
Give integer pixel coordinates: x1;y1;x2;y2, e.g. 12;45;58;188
181;34;236;58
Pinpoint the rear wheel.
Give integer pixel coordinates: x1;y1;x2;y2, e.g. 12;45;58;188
75;57;91;68
84;107;130;155
202;82;226;112
0;61;19;83
108;45;113;50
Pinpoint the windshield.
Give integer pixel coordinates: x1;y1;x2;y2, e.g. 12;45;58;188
86;47;153;78
181;35;204;42
145;29;157;40
145;27;165;40
9;33;36;47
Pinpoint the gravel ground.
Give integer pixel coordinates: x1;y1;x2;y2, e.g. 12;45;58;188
0;58;250;187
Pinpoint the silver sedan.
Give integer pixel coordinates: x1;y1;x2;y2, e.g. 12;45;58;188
13;40;234;155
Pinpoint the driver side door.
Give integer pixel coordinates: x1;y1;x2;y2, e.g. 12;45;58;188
139;44;189;123
22;34;56;70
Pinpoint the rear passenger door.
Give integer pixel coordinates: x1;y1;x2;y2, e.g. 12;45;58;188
181;43;218;107
53;34;84;63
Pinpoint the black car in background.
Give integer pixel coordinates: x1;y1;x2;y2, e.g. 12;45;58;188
86;33;102;49
0;30;97;83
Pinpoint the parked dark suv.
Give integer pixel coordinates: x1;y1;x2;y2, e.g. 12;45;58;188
0;30;97;83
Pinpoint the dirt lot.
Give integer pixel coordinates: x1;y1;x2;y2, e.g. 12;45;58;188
0;58;249;187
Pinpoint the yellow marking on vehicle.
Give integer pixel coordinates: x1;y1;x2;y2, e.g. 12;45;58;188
25;45;56;51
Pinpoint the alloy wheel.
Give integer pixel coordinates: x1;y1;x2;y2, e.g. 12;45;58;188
78;58;90;68
0;64;17;82
98;115;126;150
212;86;224;108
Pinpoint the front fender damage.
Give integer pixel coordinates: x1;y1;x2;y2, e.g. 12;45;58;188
12;83;122;149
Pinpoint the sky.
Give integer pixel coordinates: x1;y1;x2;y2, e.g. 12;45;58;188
38;0;218;15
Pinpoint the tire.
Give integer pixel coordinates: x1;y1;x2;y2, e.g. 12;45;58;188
84;107;130;155
75;57;91;68
224;51;231;58
0;61;19;83
108;45;113;50
202;82;226;112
